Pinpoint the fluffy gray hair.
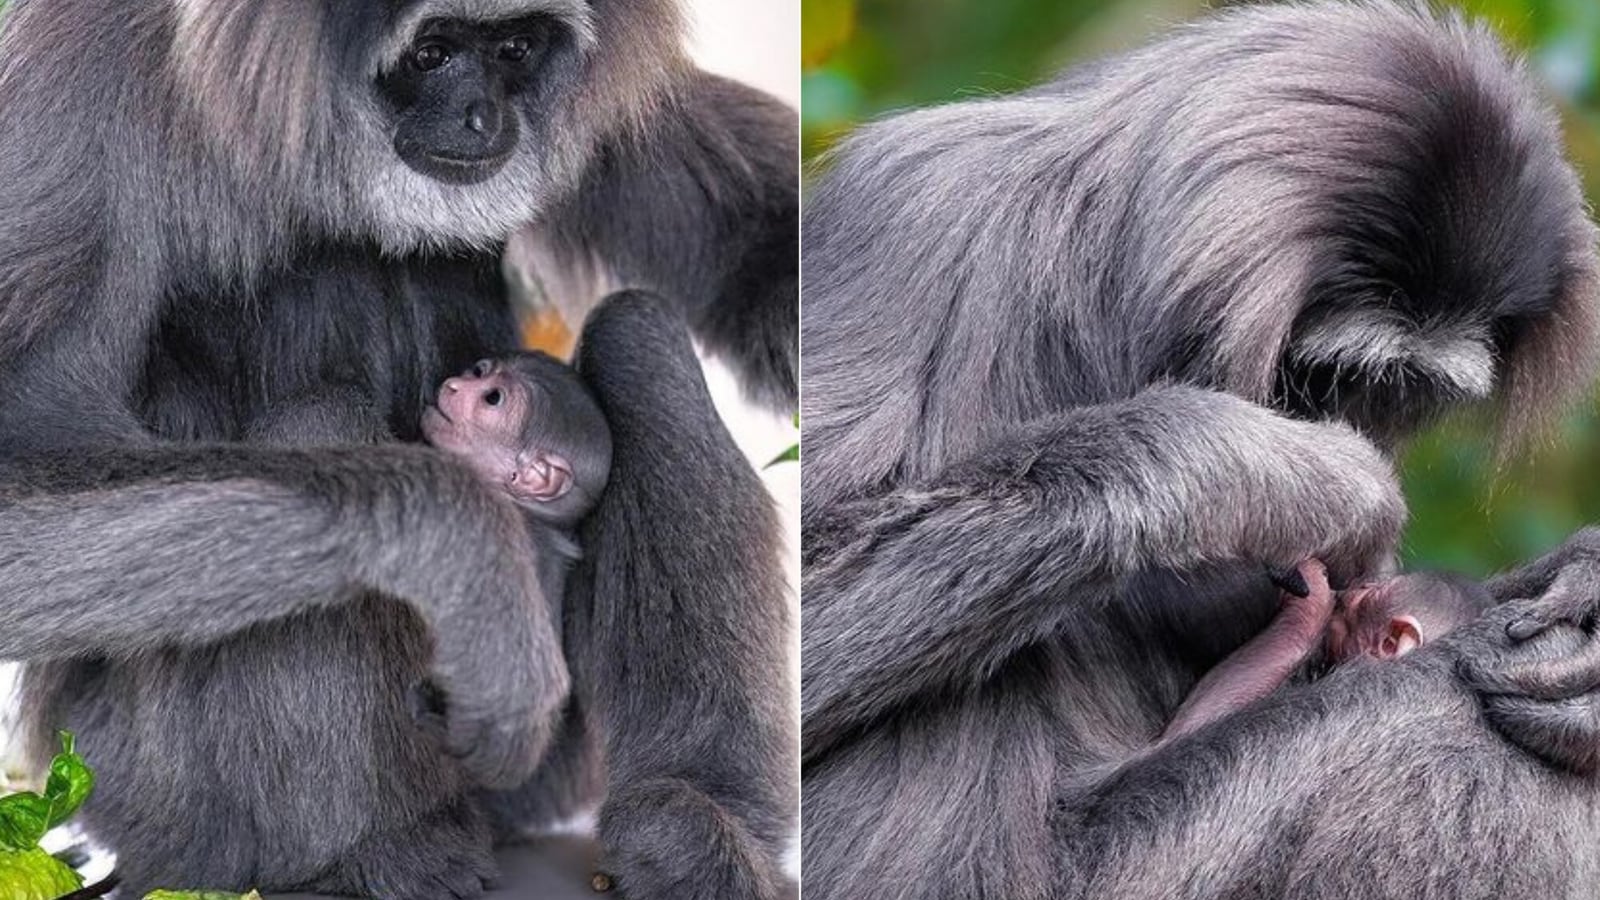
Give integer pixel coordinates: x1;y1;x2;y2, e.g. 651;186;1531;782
802;0;1600;512
0;0;687;294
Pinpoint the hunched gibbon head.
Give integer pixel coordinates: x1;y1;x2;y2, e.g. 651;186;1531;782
1034;3;1600;452
1210;6;1600;451
798;4;1599;513
162;0;689;252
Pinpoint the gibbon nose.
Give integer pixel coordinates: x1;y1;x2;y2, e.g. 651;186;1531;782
437;374;506;421
464;101;499;138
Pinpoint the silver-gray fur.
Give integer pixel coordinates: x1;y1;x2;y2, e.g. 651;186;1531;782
0;0;796;896
802;3;1600;898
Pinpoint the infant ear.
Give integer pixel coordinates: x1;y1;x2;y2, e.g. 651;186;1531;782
1379;615;1422;659
508;450;574;505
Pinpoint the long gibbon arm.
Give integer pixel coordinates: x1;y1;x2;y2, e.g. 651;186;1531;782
0;442;570;789
800;386;1405;762
569;292;797;898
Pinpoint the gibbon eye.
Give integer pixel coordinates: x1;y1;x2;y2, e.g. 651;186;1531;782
483;389;503;407
411;42;451;71
499;36;534;61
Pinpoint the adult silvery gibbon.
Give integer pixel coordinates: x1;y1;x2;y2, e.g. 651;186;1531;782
802;3;1600;899
0;1;796;899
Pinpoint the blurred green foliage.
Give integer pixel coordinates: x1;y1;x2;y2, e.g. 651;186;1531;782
803;0;1600;575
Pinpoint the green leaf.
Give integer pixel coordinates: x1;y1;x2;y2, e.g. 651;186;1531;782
765;443;799;468
0;793;50;851
0;731;95;852
0;847;84;900
42;732;94;829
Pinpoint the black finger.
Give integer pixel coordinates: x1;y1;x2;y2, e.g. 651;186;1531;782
1507;615;1549;642
1267;565;1310;598
435;866;483;899
410;678;449;717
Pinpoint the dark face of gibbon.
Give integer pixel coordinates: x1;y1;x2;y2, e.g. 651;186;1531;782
377;15;564;185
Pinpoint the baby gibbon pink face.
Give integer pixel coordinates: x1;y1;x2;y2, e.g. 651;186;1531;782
423;357;575;506
1326;573;1490;662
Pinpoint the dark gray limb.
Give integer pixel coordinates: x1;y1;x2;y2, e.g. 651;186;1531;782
802;386;1403;762
568;292;797;899
0;444;568;788
1456;528;1600;774
1066;624;1600;898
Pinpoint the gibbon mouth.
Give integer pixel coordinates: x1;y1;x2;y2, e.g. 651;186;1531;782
412;149;514;185
420;404;454;439
426;148;513;165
